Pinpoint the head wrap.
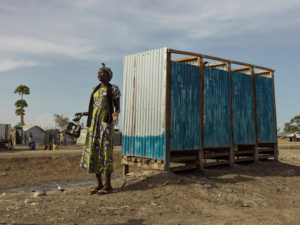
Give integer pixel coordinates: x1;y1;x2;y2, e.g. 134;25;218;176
100;63;113;81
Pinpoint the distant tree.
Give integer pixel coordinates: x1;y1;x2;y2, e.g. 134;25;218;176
14;85;30;126
54;114;69;128
277;128;280;132
283;115;300;133
14;122;25;129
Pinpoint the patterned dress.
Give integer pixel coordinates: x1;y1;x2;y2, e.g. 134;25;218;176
80;85;121;174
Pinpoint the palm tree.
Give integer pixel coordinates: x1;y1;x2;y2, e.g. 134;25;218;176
14;85;30;126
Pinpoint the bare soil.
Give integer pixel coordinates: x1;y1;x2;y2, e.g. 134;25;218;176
0;144;300;224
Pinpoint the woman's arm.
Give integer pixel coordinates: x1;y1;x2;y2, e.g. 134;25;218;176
113;97;120;114
112;97;120;126
74;112;89;121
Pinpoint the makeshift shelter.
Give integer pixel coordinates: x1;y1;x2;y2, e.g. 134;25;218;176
278;132;300;142
121;47;278;175
0;124;11;145
44;128;60;145
23;125;44;145
58;129;76;145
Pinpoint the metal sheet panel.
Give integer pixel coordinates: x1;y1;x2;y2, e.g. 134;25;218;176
122;48;167;159
204;67;231;147
0;124;11;142
255;75;276;143
209;64;227;71
231;71;256;144
171;62;201;150
235;69;251;75
257;72;270;77
182;59;198;66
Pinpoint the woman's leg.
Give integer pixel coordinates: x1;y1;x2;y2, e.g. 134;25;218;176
104;173;112;190
96;173;104;189
90;173;104;195
96;173;113;195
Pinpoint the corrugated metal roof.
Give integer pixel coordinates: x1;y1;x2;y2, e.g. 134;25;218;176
23;125;44;132
286;132;300;137
277;132;300;138
277;132;293;137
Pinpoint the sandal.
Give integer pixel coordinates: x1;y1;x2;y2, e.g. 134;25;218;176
96;189;113;195
89;188;102;195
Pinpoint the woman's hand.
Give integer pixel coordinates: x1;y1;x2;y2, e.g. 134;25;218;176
112;113;119;126
73;112;83;122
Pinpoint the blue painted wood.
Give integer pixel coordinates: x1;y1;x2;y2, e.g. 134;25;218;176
255;75;276;143
170;61;201;150
231;71;256;144
121;134;164;159
204;66;231;147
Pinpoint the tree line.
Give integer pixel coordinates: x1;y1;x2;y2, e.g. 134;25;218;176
283;115;300;133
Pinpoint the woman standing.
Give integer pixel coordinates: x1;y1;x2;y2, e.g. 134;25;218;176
74;63;121;195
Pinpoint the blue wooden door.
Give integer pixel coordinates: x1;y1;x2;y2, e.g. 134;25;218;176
231;71;256;144
255;75;276;143
171;62;201;150
204;67;231;147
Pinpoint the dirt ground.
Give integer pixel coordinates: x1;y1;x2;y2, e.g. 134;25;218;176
1;144;300;224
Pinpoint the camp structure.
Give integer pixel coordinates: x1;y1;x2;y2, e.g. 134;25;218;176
44;128;60;145
23;125;45;145
0;124;12;147
277;132;300;143
121;47;278;175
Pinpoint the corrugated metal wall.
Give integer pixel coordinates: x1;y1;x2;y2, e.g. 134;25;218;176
171;62;201;150
122;47;167;159
231;71;256;144
204;67;231;147
255;75;276;143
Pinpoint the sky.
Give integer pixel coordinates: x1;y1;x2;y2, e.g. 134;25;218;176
1;0;300;131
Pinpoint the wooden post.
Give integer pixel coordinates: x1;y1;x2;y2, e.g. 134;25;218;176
270;71;279;161
164;50;172;171
251;67;259;162
198;56;204;171
123;164;129;177
227;62;234;167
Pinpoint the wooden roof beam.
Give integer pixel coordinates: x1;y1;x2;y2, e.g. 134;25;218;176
168;49;275;72
172;56;198;62
231;66;251;71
